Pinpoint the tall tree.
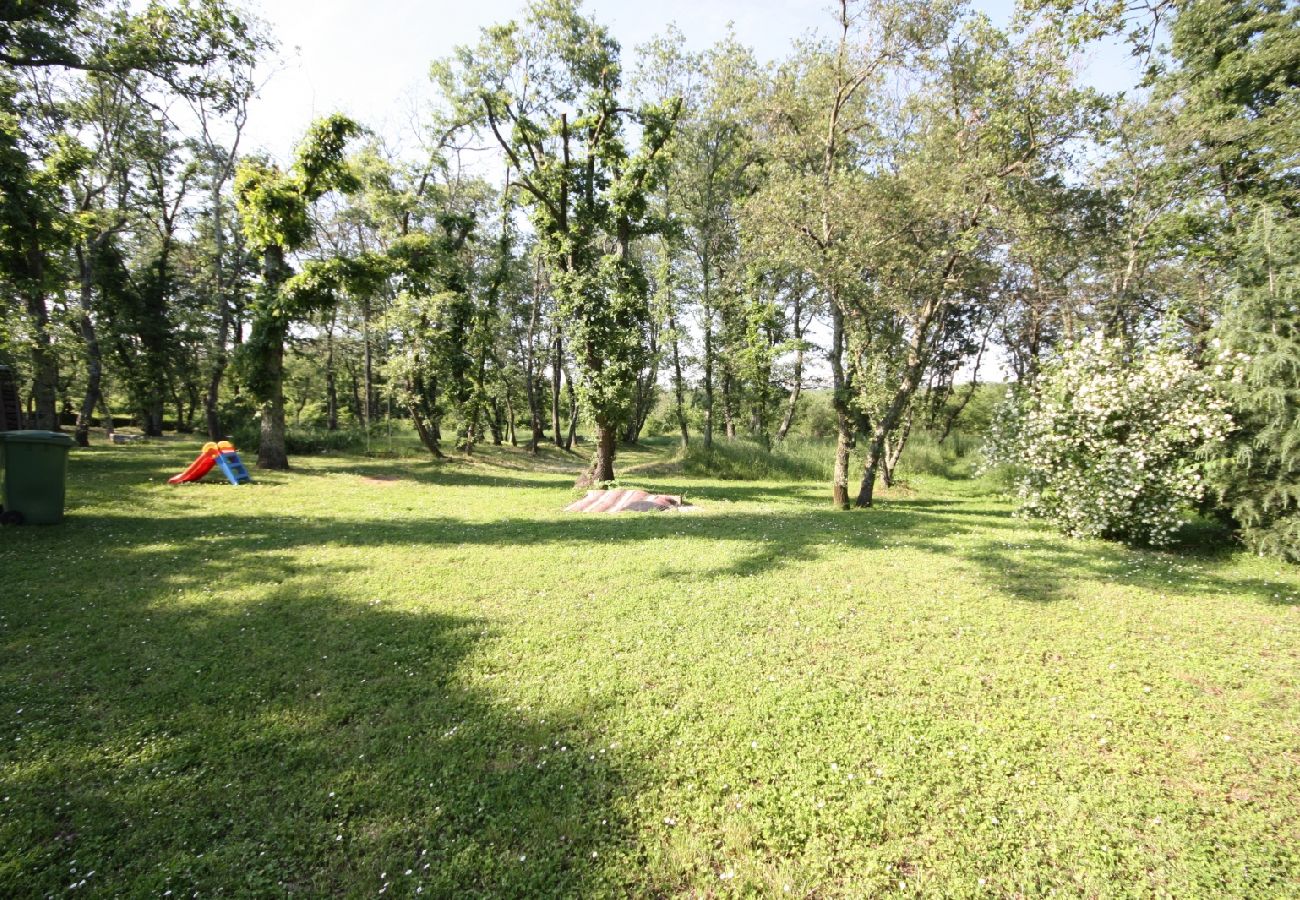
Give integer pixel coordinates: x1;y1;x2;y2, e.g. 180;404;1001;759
745;0;934;507
436;0;680;484
641;29;760;451
849;17;1099;506
0;0;262;430
234;114;361;469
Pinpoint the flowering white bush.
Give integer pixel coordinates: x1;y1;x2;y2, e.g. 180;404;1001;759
985;335;1233;545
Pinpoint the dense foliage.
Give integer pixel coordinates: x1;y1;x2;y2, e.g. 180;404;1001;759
1210;212;1300;558
987;335;1233;545
0;0;1296;553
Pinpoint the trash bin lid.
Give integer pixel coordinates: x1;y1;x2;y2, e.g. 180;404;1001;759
0;430;76;447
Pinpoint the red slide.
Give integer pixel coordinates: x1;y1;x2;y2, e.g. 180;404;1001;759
168;450;217;484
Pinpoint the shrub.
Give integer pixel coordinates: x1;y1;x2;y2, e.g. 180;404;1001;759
986;335;1232;546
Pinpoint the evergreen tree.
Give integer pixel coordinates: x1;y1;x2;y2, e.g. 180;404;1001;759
1211;212;1300;559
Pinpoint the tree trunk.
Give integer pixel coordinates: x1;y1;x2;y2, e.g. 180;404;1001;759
409;401;442;457
408;371;443;458
258;334;288;469
578;419;617;487
24;240;59;431
829;299;853;510
143;395;165;437
362;297;373;432
505;391;517;447
722;370;737;440
857;377;922;507
669;309;689;450
858;445;881;507
564;370;578;450
97;393;115;441
349;369;363;425
489;399;504;446
528;378;544;451
204;183;232;442
551;333;564;447
74;245;103;447
855;300;943;507
325;322;339;431
776;301;805;442
522;270;546;453
881;407;914;488
702;299;714;449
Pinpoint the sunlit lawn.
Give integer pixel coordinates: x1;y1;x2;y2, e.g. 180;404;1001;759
1;437;1297;896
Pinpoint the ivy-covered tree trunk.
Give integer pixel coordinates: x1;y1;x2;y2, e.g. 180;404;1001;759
204;239;234;441
551;334;564;447
256;324;288;469
251;245;292;470
407;371;443;458
563;371;578;451
584;419;618;485
234;114;363;466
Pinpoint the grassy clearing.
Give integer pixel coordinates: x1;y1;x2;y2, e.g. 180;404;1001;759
1;437;1298;896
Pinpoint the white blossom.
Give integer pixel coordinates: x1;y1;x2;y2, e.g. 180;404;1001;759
984;336;1232;546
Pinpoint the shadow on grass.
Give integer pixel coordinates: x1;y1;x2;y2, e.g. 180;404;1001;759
54;496;1295;609
0;566;639;895
957;521;1296;606
64;446;1300;605
7;448;1297;892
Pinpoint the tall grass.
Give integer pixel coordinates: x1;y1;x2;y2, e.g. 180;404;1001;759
228;422;435;458
671;429;983;483
895;428;980;478
676;437;835;481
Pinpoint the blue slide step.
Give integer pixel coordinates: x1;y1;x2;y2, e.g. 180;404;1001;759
215;450;252;485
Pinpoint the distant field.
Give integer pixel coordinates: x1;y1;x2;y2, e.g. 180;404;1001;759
1;439;1297;896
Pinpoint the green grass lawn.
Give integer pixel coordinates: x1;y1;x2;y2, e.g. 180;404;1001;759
2;438;1298;896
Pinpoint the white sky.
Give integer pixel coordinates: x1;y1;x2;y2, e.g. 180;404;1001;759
240;0;1144;162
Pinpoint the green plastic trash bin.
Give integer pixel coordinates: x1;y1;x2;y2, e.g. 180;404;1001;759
0;430;75;525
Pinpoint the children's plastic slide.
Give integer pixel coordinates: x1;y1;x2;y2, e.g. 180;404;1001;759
168;441;252;486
